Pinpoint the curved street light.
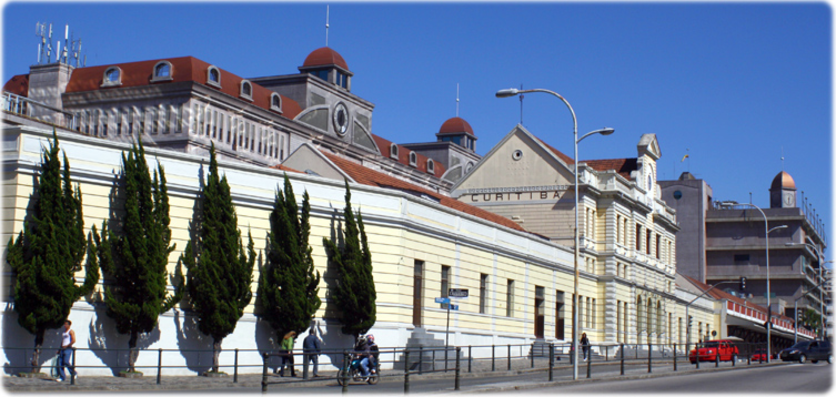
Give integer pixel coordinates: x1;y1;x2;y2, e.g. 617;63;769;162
719;202;786;362
496;87;613;380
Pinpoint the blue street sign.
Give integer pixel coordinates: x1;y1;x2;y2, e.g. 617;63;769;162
435;297;450;304
450;304;459;310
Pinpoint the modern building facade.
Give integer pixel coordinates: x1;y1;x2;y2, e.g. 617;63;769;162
660;171;829;342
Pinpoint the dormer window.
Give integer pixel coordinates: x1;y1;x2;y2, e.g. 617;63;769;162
151;61;173;82
102;67;122;87
207;66;221;88
240;80;253;101
427;159;435;174
409;152;417;167
270;93;282;113
390;143;399;159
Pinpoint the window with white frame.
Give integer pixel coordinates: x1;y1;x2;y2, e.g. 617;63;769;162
427;159;435;174
151;61;173;82
390;143;399;159
270;93;282;112
102;67;122;87
207;66;221;88
240;80;253;101
409;152;417;167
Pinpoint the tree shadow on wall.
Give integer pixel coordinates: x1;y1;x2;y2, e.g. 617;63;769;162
1;308;62;375
88;304;161;376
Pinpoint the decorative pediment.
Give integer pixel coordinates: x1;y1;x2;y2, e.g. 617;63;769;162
637;134;661;160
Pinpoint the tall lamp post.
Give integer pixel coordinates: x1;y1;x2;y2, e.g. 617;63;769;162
786;238;828;338
496;88;613;380
718;201;785;363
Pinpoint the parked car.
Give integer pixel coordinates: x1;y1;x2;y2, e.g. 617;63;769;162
750;350;777;362
779;340;832;364
689;339;739;363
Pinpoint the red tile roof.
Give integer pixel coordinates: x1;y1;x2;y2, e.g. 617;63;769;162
270;164;303;174
3;74;29;97
64;56;301;119
439;117;475;137
371;134;446;178
534;137;574;165
302;47;349;71
321;152;525;232
584;158;637;180
683;275;795;323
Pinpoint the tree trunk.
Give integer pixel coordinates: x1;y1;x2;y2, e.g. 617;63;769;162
212;337;223;373
30;329;46;373
128;331;139;373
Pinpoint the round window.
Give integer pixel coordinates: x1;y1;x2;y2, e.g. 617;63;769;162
512;149;523;161
673;191;682;200
332;103;349;136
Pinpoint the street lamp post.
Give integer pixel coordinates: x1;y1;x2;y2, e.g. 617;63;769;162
786;239;828;338
496;88;613;380
718;202;786;363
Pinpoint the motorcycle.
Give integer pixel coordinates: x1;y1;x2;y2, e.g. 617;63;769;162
337;354;380;386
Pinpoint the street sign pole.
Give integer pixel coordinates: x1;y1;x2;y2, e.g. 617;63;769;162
446;301;451;349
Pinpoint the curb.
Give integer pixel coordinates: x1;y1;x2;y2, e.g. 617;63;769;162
458;362;787;393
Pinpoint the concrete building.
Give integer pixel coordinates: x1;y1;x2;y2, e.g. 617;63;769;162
660;171;829;342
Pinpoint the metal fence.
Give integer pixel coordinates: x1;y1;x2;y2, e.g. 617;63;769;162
6;341;777;392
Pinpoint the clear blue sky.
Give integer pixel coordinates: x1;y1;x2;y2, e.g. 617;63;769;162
3;2;832;257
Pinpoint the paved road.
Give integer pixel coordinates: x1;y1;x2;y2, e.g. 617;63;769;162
510;362;832;393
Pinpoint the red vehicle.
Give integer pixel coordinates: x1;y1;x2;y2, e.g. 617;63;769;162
750;350;778;362
689;339;739;363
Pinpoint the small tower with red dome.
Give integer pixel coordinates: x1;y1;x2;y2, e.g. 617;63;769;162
298;47;353;91
437;116;478;153
769;171;797;208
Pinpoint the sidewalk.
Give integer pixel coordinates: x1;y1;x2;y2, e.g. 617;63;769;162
2;357;784;392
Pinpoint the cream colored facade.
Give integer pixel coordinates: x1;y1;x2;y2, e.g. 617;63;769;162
3;126;616;375
453;125;689;347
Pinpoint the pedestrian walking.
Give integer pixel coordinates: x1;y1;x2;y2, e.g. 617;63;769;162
276;331;297;377
56;320;76;382
581;332;590;361
302;329;322;377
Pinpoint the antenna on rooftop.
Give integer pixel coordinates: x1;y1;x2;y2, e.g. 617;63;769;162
781;147;785;171
456;83;460;117
46;23;53;63
325;5;330;47
36;22;45;64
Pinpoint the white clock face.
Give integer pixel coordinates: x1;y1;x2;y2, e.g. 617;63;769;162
784;193;795;206
332;103;349;136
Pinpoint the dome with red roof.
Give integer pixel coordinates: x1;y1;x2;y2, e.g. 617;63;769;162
303;47;349;71
438;117;475;137
770;171;796;191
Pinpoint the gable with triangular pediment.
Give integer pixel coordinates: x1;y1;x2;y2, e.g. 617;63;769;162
453;125;575;194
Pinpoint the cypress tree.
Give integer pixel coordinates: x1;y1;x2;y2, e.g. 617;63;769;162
257;174;321;341
94;137;180;373
6;130;97;373
181;144;255;374
323;181;376;338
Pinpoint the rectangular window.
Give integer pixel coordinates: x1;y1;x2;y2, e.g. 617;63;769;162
578;295;583;330
115;108;122;135
636;224;642;251
413;260;424;327
479;274;488;314
586;297;591;328
734;254;750;262
592;298;596;328
440;265;450;309
150;107;158;134
656;235;661;259
506;279;514;317
556;291;565;339
646;231;652;255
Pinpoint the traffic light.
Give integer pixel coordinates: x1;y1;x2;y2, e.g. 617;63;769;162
739;276;747;291
688;316;693;327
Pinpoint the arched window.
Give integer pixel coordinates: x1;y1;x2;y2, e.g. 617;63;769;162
207;66;221;88
151;61;173;82
239;80;253;101
102;66;122;87
390;143;399;159
409;152;417;167
427;159;435;174
270;93;282;113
